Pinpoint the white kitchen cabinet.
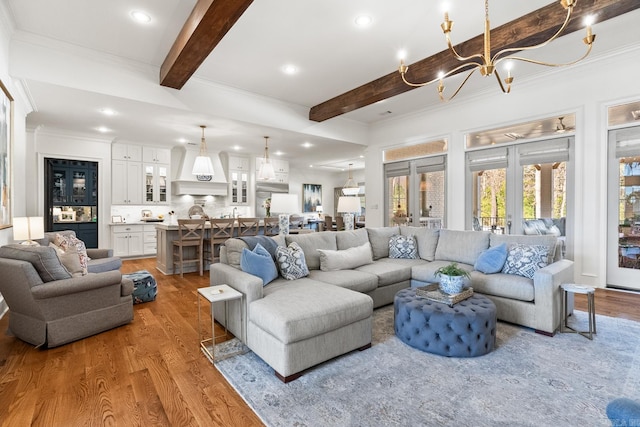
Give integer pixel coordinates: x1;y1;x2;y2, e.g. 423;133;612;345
229;170;248;205
111;225;144;257
228;155;249;171
143;224;158;255
143;163;170;204
112;144;142;161
143;147;171;164
112;160;143;204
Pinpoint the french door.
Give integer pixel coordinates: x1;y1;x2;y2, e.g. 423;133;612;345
467;137;573;256
384;156;446;228
607;127;640;290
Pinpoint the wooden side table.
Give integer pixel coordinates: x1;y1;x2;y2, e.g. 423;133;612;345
560;283;596;340
197;284;244;363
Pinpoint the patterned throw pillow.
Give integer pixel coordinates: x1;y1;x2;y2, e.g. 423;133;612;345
502;244;549;279
276;242;309;280
389;234;418;259
55;233;89;275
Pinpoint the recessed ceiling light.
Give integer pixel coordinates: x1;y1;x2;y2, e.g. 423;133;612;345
100;108;116;116
177;138;188;144
97;126;110;133
354;15;372;27
130;10;151;24
274;151;284;156
232;145;242;151
302;142;313;148
282;64;298;75
309;165;314;168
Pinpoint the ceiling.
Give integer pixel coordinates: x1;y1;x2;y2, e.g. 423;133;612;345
4;1;640;170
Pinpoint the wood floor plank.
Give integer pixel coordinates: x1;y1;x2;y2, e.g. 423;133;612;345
2;257;638;426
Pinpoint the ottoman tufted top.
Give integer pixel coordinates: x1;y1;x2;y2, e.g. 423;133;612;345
394;288;497;357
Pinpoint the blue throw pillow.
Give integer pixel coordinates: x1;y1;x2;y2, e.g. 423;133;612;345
474;243;508;274
240;243;278;286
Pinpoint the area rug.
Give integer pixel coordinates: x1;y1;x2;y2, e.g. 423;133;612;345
215;307;639;426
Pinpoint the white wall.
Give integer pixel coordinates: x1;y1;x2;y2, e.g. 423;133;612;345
366;44;640;288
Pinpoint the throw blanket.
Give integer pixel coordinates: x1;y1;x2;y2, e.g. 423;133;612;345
239;236;280;260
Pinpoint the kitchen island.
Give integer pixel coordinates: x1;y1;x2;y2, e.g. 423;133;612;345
155;221;313;275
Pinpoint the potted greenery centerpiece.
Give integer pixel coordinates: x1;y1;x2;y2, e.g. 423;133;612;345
435;262;471;295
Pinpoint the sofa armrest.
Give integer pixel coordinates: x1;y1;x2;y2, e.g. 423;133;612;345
31;270;124;299
86;248;114;259
210;263;264;307
533;259;574;333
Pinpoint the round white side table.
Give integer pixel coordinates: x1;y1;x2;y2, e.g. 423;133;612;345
560;283;596;340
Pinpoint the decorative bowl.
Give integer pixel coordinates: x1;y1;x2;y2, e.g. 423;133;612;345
439;275;466;295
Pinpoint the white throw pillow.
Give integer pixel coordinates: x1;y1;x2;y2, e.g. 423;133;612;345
318;242;373;271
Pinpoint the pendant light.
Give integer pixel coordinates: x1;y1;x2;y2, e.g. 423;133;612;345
192;125;215;177
258;136;276;180
342;163;360;195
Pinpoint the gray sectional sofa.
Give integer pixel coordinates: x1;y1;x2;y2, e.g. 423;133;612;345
210;226;574;381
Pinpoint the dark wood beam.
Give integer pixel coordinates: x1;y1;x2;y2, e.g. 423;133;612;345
160;0;254;89
309;0;640;122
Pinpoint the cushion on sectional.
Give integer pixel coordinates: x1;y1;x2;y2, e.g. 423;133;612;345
400;226;439;261
241;243;278;286
276;242;310;280
336;228;369;250
502;244;549;279
0;244;72;282
356;260;411;287
366;227;400;260
389;234;418;259
285;232;337;270
307;269;378;293
318;241;373;271
435;229;491;266
225;236;283;270
474;243;508;274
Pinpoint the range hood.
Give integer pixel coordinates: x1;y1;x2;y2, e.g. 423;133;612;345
172;147;228;196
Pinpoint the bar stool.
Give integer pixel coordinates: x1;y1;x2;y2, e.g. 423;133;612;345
204;218;235;264
561;283;596;340
237;217;260;237
172;219;206;278
263;217;279;236
324;215;335;231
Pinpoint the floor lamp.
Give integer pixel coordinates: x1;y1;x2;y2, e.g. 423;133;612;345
270;194;299;236
337;196;361;231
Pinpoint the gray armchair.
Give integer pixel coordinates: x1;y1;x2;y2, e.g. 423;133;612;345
0;244;133;348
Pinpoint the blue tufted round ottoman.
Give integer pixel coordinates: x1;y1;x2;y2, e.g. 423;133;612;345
394;288;496;357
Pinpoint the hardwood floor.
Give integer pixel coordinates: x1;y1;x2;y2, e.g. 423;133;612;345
0;258;263;427
1;257;639;426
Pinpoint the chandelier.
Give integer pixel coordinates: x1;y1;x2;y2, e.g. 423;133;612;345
258;136;276;180
192;125;214;176
342;163;360;196
398;0;596;101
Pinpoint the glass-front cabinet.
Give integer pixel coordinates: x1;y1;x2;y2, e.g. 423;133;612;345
50;159;97;206
144;164;169;204
230;171;248;205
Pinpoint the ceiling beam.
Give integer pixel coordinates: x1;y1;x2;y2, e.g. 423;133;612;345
160;0;254;89
309;0;640;122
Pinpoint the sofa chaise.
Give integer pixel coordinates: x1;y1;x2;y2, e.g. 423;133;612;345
210;227;574;381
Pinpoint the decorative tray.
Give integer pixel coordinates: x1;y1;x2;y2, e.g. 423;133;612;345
415;283;474;307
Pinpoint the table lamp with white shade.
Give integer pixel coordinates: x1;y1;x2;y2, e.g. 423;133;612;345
315;205;323;219
337;196;361;231
270;193;299;236
13;217;45;245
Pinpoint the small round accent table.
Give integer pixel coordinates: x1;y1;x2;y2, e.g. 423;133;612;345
560;283;596;340
394;288;497;357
